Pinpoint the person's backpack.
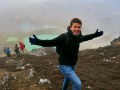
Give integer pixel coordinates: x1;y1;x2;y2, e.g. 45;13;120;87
56;33;69;54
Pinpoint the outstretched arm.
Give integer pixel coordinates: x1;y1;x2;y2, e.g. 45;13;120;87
29;34;65;47
80;29;103;42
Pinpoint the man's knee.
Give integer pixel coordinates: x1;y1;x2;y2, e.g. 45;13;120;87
74;80;82;89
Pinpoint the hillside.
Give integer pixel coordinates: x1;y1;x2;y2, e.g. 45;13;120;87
0;45;120;90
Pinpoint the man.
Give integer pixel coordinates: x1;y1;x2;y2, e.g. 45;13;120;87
19;42;25;54
5;47;11;58
14;44;20;57
29;18;103;90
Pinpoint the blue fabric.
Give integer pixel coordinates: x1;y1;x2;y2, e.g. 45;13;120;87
59;65;82;90
5;49;11;53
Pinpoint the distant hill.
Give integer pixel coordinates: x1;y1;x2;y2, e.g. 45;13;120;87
111;36;120;46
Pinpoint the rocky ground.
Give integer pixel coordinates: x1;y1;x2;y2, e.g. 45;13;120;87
0;45;120;90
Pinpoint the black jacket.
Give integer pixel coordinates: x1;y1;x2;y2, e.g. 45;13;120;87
36;26;100;66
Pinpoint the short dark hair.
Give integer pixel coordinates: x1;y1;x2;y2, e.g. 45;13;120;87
70;18;82;27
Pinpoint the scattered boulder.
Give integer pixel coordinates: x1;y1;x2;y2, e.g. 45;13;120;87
29;47;55;56
5;58;25;71
5;59;17;71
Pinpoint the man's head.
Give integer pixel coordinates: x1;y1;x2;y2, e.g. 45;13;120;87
70;18;82;36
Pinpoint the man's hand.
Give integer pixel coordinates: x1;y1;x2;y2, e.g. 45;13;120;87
29;34;39;45
94;29;103;37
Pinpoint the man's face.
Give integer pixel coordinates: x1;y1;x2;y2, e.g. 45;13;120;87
70;23;82;36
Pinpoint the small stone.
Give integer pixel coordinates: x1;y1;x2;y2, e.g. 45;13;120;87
21;66;25;70
34;84;37;87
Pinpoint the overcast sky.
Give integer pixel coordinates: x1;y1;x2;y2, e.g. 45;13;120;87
0;0;120;48
0;0;120;32
0;0;120;33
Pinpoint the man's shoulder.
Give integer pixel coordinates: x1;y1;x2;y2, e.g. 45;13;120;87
54;32;68;41
61;32;67;35
58;32;67;37
60;32;68;37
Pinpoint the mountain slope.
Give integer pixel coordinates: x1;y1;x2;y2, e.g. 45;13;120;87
0;45;120;90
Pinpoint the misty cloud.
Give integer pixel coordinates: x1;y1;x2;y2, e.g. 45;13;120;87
0;0;120;33
0;0;120;50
